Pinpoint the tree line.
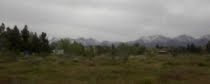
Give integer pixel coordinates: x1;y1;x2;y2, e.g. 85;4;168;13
51;38;146;57
0;23;210;57
0;23;51;54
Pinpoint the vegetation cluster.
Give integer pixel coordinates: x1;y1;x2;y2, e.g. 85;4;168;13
0;23;210;59
0;23;210;84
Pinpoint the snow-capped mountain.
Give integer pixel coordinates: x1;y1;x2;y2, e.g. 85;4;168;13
195;35;210;46
174;35;195;43
69;34;210;47
73;38;121;46
170;35;196;47
74;38;100;46
129;35;171;47
131;35;210;47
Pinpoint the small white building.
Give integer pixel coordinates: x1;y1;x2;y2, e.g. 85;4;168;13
53;49;64;55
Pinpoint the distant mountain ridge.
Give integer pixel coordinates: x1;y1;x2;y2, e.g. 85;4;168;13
130;34;210;47
66;35;210;47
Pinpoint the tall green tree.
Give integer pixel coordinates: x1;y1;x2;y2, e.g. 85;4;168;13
21;25;30;42
0;23;6;50
5;27;13;50
31;33;41;53
21;25;30;51
70;42;85;56
39;32;51;53
53;38;72;53
11;26;22;51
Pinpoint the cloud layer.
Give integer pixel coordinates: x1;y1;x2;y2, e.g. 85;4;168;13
1;0;210;41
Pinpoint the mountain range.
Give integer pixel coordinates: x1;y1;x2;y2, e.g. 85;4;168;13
70;35;210;47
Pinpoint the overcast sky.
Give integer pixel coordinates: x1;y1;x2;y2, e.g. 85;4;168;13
1;0;210;41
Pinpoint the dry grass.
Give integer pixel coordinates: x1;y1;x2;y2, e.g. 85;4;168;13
0;54;210;84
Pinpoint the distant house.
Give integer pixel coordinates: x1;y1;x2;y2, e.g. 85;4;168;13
158;49;169;54
53;49;64;55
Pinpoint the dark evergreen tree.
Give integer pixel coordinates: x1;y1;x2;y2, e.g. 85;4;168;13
6;27;12;33
31;33;41;53
0;23;52;55
11;26;22;51
21;25;30;51
39;32;51;53
0;23;6;50
21;25;30;42
5;27;13;50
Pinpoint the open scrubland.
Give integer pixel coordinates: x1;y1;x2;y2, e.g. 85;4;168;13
0;54;210;84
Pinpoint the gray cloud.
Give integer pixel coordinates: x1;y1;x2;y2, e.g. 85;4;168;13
0;0;210;41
